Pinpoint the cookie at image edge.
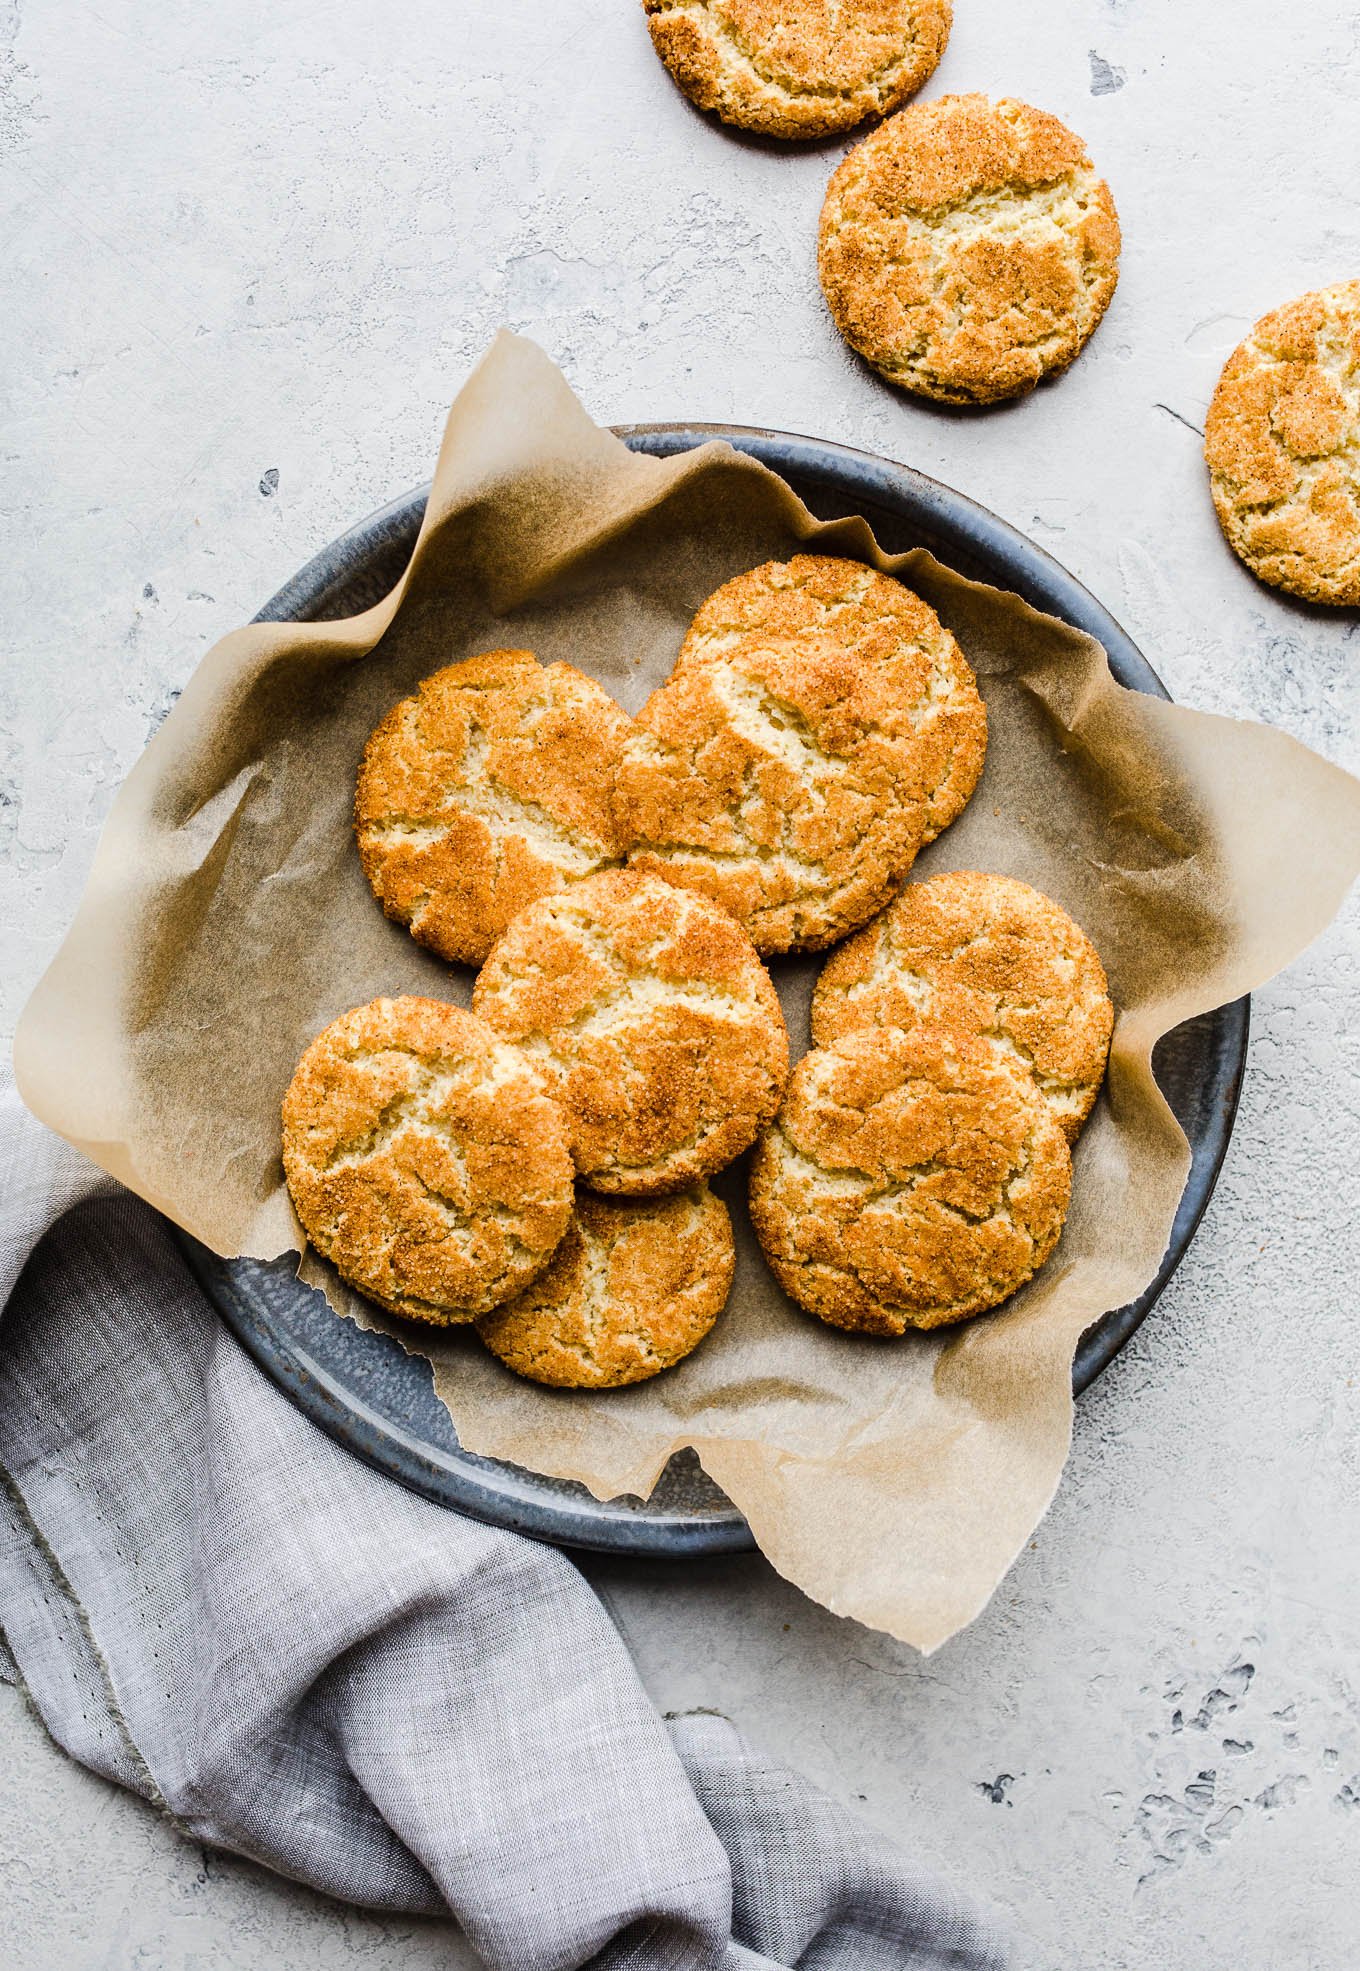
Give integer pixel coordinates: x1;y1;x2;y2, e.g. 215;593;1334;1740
818;93;1121;405
477;1185;735;1388
810;870;1113;1139
282;996;574;1323
356;648;633;967
749;1027;1072;1334
472;869;789;1196
1204;280;1360;606
643;0;951;141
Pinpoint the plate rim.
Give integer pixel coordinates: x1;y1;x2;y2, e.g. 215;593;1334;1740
175;1232;753;1556
176;421;1249;1556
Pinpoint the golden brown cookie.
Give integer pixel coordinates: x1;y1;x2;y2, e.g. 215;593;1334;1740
281;996;574;1323
749;1027;1072;1333
642;0;951;140
477;1185;734;1387
1204;281;1360;606
811;870;1112;1139
472;869;789;1196
615;557;986;953
818;94;1121;405
673;556;986;841
356;649;633;966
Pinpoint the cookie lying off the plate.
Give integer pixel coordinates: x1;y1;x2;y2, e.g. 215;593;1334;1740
818;93;1121;405
642;0;952;141
1204;279;1360;607
477;1185;734;1388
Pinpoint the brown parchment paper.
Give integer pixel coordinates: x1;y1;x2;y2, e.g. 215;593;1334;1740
16;334;1360;1652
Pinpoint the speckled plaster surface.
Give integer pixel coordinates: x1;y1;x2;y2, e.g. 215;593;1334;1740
1;2;1357;1967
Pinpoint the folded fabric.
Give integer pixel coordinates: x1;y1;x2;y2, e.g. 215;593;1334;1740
0;1078;1010;1969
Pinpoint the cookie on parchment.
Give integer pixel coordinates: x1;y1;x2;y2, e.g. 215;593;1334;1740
643;0;951;141
472;869;789;1196
356;649;632;967
282;996;574;1324
616;557;986;953
1204;280;1360;606
811;870;1112;1139
673;555;986;842
818;93;1121;405
749;1027;1072;1334
477;1185;734;1388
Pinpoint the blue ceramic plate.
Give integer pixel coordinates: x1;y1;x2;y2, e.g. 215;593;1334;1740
176;426;1249;1557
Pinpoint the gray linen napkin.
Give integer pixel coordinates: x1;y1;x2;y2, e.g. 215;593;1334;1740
0;1076;1010;1970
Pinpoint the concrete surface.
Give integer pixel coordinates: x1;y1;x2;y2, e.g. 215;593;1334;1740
2;1;1357;1966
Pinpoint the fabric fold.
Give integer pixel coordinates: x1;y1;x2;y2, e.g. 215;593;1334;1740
0;1078;1009;1969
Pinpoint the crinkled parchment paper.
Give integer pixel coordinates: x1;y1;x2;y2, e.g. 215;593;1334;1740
17;335;1360;1650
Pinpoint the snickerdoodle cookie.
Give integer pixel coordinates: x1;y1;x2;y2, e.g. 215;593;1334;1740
1204;281;1360;606
472;869;789;1196
749;1027;1072;1334
673;556;986;841
356;649;633;966
615;557;986;953
477;1185;734;1387
642;0;951;140
281;996;574;1324
811;871;1112;1139
818;93;1121;405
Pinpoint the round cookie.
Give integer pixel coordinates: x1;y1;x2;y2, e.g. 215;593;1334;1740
811;870;1112;1139
615;559;986;953
281;996;574;1324
749;1027;1072;1334
818;93;1121;405
673;555;986;843
477;1185;734;1388
643;0;951;141
356;648;633;967
472;869;789;1195
1204;281;1360;606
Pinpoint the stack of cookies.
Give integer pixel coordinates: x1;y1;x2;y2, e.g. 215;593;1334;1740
282;869;785;1389
754;870;1112;1335
282;555;1113;1388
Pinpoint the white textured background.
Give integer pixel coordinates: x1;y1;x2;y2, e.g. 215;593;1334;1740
2;2;1358;1966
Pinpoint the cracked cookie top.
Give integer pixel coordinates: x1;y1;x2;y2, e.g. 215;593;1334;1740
355;648;633;966
642;0;951;140
811;870;1112;1139
818;93;1121;404
1204;280;1360;606
472;869;789;1196
614;557;986;953
477;1184;734;1388
281;996;574;1323
749;1026;1072;1334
